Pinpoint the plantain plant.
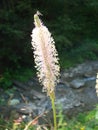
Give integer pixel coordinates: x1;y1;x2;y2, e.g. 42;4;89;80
31;11;60;130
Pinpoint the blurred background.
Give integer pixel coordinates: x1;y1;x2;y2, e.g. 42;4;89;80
0;0;98;88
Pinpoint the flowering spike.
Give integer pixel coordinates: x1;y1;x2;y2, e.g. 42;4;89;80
34;13;42;27
31;11;60;96
95;73;98;97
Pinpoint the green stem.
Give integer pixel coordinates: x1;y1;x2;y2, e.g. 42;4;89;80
50;92;57;130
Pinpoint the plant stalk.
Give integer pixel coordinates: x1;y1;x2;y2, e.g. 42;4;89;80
50;92;57;130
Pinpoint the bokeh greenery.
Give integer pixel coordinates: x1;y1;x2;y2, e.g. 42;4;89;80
0;0;98;86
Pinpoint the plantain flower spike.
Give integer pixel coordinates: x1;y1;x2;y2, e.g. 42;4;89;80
95;73;98;97
31;11;60;96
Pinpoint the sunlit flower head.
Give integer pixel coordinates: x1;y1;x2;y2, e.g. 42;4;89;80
31;12;60;96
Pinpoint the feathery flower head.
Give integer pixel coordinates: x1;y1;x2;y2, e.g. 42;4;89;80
31;11;60;96
95;73;98;97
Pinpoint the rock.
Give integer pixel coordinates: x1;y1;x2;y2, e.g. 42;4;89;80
62;61;98;81
70;79;85;89
14;102;36;114
55;85;82;111
9;99;20;105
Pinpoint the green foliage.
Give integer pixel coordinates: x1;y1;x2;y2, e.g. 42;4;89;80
0;1;33;71
63;109;98;130
0;70;12;89
12;68;35;82
56;106;98;130
57;106;67;130
0;117;35;130
0;68;35;89
68;39;98;61
59;39;98;69
0;106;98;130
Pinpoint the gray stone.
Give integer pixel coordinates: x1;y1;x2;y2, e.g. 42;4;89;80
70;79;85;88
9;99;20;105
14;102;36;114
